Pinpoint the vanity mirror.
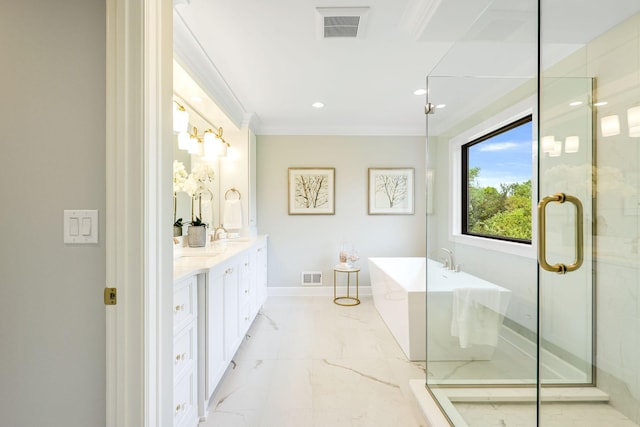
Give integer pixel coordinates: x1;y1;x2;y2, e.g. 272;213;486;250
172;98;221;236
173;59;253;240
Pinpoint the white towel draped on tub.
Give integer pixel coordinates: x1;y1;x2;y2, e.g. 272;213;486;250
450;287;505;349
223;199;243;230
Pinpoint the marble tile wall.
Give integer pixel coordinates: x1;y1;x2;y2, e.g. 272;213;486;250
586;12;640;424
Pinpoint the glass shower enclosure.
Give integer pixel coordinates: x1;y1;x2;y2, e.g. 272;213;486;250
423;0;640;425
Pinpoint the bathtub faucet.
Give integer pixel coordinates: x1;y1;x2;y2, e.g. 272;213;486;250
440;248;455;271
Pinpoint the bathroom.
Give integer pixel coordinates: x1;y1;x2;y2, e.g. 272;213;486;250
3;0;638;426
172;0;640;425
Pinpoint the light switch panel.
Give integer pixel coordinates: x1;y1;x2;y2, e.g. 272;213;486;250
64;210;98;244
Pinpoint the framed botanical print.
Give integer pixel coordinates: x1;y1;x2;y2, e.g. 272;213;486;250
368;167;414;215
288;167;335;215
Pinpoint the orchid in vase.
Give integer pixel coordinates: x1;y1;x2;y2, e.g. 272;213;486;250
184;162;215;225
173;160;188;236
184;162;215;247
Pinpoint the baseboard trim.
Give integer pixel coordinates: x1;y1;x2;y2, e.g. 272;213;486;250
267;286;372;297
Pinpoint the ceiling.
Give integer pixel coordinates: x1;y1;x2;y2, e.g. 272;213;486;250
173;0;640;137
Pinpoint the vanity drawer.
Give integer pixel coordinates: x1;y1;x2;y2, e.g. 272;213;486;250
239;302;252;336
173;367;197;427
173;322;196;381
174;276;197;333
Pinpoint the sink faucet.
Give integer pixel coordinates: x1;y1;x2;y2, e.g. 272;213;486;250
212;225;227;241
440;248;455;271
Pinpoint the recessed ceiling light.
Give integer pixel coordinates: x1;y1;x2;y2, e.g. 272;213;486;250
312;102;325;109
594;101;608;107
190;96;203;102
436;104;446;109
569;101;583;107
413;88;427;96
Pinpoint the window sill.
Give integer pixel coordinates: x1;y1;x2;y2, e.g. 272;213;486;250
451;232;536;259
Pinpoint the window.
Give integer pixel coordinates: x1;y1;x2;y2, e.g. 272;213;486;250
461;115;533;243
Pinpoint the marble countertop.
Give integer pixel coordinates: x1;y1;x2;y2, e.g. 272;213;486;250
173;235;266;282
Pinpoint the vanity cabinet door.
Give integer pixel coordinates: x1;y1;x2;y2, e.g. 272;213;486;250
222;262;241;361
256;242;268;310
205;266;226;400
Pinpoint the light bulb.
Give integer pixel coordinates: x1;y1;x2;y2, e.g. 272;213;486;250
178;132;191;150
216;140;228;157
188;137;202;155
203;132;217;160
173;106;189;133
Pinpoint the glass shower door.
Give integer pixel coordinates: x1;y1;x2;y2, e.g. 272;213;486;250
539;2;640;425
423;0;540;424
538;77;594;388
425;74;540;425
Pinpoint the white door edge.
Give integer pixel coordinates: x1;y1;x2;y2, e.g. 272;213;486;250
106;0;173;426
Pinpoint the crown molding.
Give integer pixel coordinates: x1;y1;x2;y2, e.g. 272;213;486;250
256;124;426;137
173;9;252;132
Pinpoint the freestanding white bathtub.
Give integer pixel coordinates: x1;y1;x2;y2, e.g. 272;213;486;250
368;257;511;361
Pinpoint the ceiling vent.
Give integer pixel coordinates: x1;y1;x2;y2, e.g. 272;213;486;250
316;7;370;39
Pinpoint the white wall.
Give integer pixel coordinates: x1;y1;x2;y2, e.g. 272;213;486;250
256;135;426;287
0;1;106;426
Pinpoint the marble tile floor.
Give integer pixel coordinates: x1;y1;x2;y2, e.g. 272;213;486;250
199;296;428;427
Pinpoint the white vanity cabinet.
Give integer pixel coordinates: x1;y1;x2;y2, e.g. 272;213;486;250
197;237;268;420
173;275;199;427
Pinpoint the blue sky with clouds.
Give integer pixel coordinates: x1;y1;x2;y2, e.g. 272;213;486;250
468;120;533;189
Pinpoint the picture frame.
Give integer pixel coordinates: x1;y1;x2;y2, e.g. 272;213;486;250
288;167;335;215
368;167;415;215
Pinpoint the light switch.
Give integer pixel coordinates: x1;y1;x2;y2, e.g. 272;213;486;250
70;217;80;236
81;217;92;236
64;210;99;244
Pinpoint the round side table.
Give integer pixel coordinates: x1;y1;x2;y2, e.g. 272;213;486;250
333;264;360;306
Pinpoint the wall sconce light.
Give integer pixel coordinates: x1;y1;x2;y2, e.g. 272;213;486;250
601;114;620;137
565;135;579;153
187;127;204;155
180;126;231;159
627;106;640;137
204;127;229;159
173;101;189;133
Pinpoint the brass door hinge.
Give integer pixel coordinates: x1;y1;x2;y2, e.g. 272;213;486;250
104;287;117;305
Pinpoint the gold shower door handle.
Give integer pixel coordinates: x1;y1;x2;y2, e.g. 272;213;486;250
537;193;584;274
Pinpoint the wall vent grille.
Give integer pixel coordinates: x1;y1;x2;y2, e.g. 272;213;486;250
301;271;322;286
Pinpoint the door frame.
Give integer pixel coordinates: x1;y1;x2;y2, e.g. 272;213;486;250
106;0;174;425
